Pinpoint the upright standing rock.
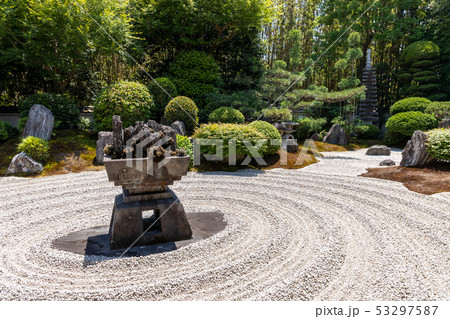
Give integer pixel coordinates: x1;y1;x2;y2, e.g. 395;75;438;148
170;121;186;136
96;131;113;164
22;104;54;140
400;130;434;167
112;115;124;156
323;124;349;145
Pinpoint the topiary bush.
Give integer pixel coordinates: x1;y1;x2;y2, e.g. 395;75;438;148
386;111;437;137
193;123;267;157
295;117;327;140
17;136;50;163
400;41;440;65
94;81;155;131
249;120;282;155
262;108;292;123
208;107;245;124
165;96;199;135
426;128;450;161
425;102;450;121
176;134;193;163
169;50;222;108
353;124;381;139
0;120;19;141
390;97;431;115
18;93;80;129
148;77;178;120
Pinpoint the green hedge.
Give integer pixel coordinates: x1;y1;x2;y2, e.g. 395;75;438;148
148;77;178;121
176;134;193;163
0;120;19;141
386;111;437;136
17;136;50;163
417;84;440;93
413;71;434;78
19;93;80;129
295;117;327;140
390;97;431;115
208;107;245;124
424;102;450;121
249;120;281;155
169;50;221;107
193;123;267;157
426;129;450;161
353;124;381;139
414;76;438;84
94;81;155;131
165;96;199;135
400;41;440;65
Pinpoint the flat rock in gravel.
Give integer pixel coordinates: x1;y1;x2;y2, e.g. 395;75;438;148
323;124;348;145
400;130;434;167
6;152;43;174
366;145;391;156
96;131;113;164
379;159;395;166
22;104;54;140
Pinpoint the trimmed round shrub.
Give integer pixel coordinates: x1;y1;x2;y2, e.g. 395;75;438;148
19;93;79;129
417;84;440;93
17;136;50;163
386;111;437;137
390;97;431;115
413;71;435;78
426;128;450;161
0;120;19;141
385;131;409;146
165;96;199;135
169;50;221;107
262;108;292;123
249;120;282;155
208;107;245;124
94;81;155;131
148;77;178;120
353;124;381;139
400;41;440;65
425;102;450;121
415;76;438;84
398;72;412;82
296;117;327;140
193;123;267;157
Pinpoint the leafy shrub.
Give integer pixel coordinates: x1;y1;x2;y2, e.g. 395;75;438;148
390;97;431;115
386;111;437;137
77;117;94;132
176;134;193;163
193;123;267;157
353;124;381;139
165;96;199;135
426;128;450;161
19;93;80;129
0;120;19;141
148;77;178;120
208;107;245;124
17;136;50;163
18;117;28;132
400;41;440;65
415;76;438;84
425;102;450;121
296;117;327;140
417;84;440;93
385;131;409;146
169;50;221;107
249;120;281;155
262;108;292;123
94;81;155;131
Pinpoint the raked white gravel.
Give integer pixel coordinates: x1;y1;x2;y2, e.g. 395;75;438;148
0;148;449;300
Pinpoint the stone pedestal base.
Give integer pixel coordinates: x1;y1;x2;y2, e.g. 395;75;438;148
109;188;192;250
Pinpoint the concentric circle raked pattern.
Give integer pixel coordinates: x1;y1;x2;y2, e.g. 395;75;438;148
0;149;449;300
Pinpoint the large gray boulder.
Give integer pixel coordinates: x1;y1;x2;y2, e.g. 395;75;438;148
366;145;391;155
6;152;44;174
170;121;186;136
96;131;113;164
323;124;349;145
22;104;54;140
400;130;434;167
438;117;450;128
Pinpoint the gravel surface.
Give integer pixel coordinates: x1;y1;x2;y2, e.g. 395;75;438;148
0;148;449;300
